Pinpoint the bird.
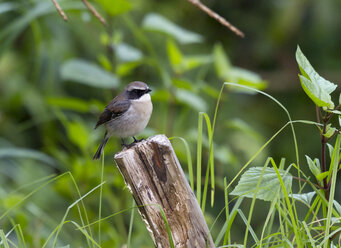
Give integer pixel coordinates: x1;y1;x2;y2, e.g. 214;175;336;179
93;81;153;160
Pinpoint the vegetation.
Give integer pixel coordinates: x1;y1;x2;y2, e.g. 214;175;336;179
1;0;341;247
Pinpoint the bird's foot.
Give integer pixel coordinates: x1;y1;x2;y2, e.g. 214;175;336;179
121;137;144;149
121;139;129;147
121;138;138;149
133;136;144;143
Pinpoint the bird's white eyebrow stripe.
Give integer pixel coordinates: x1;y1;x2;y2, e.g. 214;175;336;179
129;87;146;90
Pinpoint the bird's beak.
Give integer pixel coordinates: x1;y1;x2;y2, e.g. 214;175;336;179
146;88;152;93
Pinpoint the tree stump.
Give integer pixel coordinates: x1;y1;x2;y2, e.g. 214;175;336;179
114;134;215;248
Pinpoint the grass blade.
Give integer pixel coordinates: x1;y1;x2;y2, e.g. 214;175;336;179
323;134;341;247
127;200;135;248
157;205;175;248
169;136;194;190
196;112;203;205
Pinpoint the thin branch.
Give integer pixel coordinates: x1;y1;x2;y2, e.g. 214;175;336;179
187;0;244;38
321;123;328;194
292;176;322;190
81;0;107;26
51;0;68;21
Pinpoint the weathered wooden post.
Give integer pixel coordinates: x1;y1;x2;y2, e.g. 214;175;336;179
114;134;215;248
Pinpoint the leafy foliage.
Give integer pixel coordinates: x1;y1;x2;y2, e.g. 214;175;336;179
231;167;292;201
142;13;203;44
61;59;120;88
296;46;337;109
1;0;341;247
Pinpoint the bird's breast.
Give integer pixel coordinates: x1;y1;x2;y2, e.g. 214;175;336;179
105;94;152;138
131;94;152;117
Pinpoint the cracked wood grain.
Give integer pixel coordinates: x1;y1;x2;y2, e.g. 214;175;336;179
114;134;215;248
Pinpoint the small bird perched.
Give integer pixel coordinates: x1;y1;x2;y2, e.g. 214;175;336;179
93;81;153;160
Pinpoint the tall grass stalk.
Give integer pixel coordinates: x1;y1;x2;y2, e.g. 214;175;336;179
45;181;105;248
271;160;302;246
127;200;135;248
243;158;271;246
98;152;105;244
0;229;10;248
323;134;341;247
169;137;194;190
223;177;231;245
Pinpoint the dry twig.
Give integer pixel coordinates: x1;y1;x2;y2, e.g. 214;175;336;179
51;0;68;21
81;0;107;26
187;0;244;38
51;0;107;26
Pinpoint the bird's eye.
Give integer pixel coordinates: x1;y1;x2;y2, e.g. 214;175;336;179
132;89;144;94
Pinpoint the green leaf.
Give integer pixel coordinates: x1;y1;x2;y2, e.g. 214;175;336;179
305;155;321;177
230;167;292;201
3;193;25;208
299;75;334;109
0;148;57;167
60;59;120;88
47;97;93;113
296;46;337;108
0;1;85;55
115;43;143;62
167;40;211;73
117;61;142;77
292;192;316;205
323;124;336;138
167;39;183;68
142;13;203;44
226;67;267;92
98;54;112;71
201;83;220;98
316;171;328;181
181;55;212;72
97;0;131;16
151;90;171;102
327;143;334;159
326;109;341;115
66;121;89;151
213;43;231;78
176;89;208;112
214;146;235;164
314;158;321;171
334;200;341;215
225;118;263;141
172;78;193;90
0;2;18;14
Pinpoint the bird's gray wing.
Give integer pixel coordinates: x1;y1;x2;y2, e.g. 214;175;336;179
94;100;131;129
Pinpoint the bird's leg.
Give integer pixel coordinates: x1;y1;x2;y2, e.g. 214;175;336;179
122;137;137;148
133;136;144;143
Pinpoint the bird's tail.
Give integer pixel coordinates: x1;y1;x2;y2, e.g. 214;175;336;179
93;132;109;160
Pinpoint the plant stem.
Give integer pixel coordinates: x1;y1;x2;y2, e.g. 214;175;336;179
316;105;321;127
320;118;331;248
292;176;322;189
321;122;329;199
321;124;327;183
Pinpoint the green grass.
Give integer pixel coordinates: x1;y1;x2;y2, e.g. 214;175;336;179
193;82;341;247
2;83;341;247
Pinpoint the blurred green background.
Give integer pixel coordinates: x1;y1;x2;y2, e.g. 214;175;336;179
0;0;340;246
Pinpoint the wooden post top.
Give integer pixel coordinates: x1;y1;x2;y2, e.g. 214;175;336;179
114;134;215;248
